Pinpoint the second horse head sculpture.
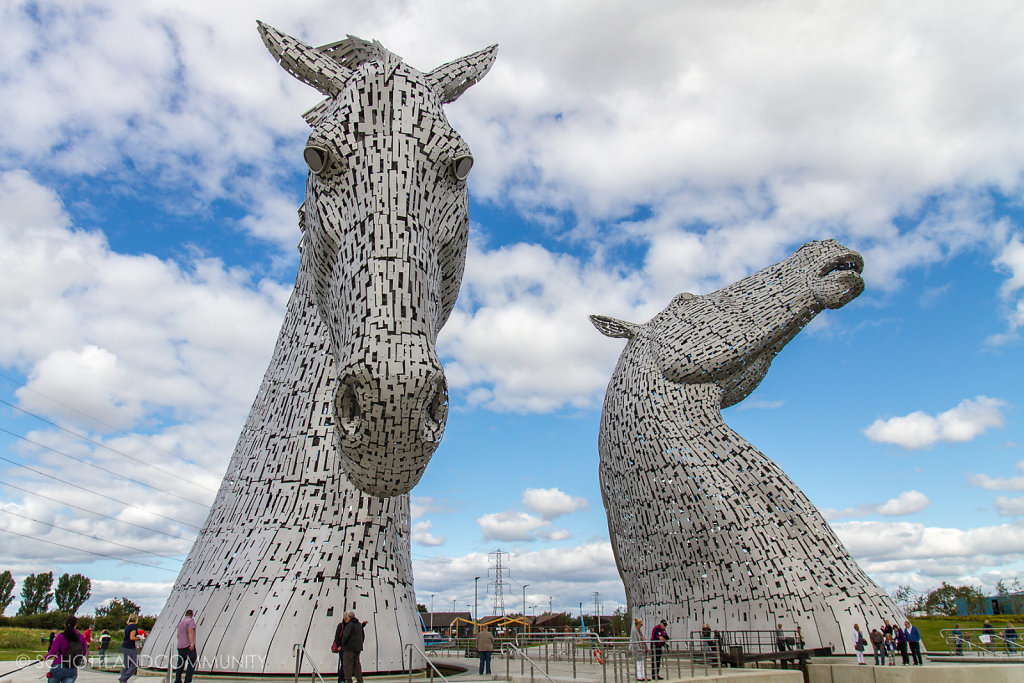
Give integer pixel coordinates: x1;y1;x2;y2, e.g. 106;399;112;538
259;23;497;496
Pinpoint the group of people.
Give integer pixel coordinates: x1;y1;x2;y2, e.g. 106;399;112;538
950;620;1018;654
852;619;922;666
628;617;670;680
43;611;196;683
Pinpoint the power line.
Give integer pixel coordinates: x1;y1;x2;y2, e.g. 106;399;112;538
0;526;179;573
0;397;220;492
0;426;212;507
0;453;201;530
0;371;224;479
0;508;186;562
0;481;196;542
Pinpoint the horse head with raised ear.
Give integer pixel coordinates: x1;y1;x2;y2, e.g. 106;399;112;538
259;23;497;497
591;239;865;407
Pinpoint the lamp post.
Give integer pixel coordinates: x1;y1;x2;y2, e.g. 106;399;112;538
474;576;481;626
522;584;530;617
430;594;435;630
549;597;553;614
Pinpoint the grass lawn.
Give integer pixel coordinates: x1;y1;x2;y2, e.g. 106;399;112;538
0;627;51;660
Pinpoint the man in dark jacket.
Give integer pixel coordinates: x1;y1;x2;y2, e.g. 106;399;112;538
341;612;365;683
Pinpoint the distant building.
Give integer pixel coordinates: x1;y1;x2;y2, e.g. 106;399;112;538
422;612;473;638
954;592;1024;616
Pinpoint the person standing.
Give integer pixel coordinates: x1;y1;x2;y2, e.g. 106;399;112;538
951;624;964;656
119;614;140;683
775;624;787;652
870;628;885;665
650;619;668;680
852;624;866;665
905;621;922;666
896;623;909;664
629;619;647;681
98;630;112;666
333;616;347;683
1005;622;1018;655
174;609;198;683
341;611;365;683
982;620;996;650
46;615;87;683
82;626;92;667
475;625;494;675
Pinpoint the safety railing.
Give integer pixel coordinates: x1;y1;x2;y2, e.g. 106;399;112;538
405;642;452;683
940;627;1020;656
690;629;803;655
498;635;719;681
293;643;327;683
502;643;559;683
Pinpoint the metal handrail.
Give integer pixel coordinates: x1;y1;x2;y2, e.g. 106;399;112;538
940;627;1019;656
405;642;449;683
502;643;558;683
293;643;327;683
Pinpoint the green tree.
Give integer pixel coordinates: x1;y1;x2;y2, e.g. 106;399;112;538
891;585;916;613
94;597;142;631
417;603;427;613
54;573;92;614
923;582;985;616
16;571;53;616
0;570;15;615
609;606;628;637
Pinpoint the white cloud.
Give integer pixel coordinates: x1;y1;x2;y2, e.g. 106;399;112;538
863;396;1007;450
824;490;930;520
0;170;287;572
994;496;1024;517
968;460;1024;492
832;519;1024;592
477;511;550;542
522;488;589;520
412;521;445;547
876;491;931;517
410;497;453;521
989;233;1024;344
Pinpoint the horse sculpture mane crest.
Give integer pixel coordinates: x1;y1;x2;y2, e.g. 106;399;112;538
146;25;496;674
592;240;903;653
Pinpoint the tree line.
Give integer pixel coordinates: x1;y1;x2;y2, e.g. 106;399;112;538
0;570;155;631
891;578;1024;616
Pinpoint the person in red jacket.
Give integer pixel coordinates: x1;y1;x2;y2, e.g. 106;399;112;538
650;619;668;680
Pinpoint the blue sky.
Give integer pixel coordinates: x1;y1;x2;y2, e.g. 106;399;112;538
2;0;1024;618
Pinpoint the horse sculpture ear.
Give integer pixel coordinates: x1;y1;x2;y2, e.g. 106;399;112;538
257;21;353;96
590;315;638;340
425;44;499;104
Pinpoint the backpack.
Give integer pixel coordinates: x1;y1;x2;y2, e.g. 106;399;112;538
63;635;85;668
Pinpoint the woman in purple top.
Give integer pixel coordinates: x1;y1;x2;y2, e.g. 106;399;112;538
46;615;88;683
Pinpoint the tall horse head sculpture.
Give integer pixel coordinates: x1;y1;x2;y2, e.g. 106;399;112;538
259;23;497;497
591;240;900;652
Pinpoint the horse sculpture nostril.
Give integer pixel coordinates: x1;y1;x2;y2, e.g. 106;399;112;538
336;381;362;436
420;375;449;444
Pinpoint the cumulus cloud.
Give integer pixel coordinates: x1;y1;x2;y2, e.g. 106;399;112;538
863;396;1007;450
994;496;1024;517
832;519;1024;592
410;497;453;521
0;170;286;569
522;488;589;520
968;460;1024;492
477;511;551;542
412;521;445;547
824;490;931;520
989;234;1024;344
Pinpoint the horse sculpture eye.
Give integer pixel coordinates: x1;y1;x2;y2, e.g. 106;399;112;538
303;145;330;175
451;154;473;181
